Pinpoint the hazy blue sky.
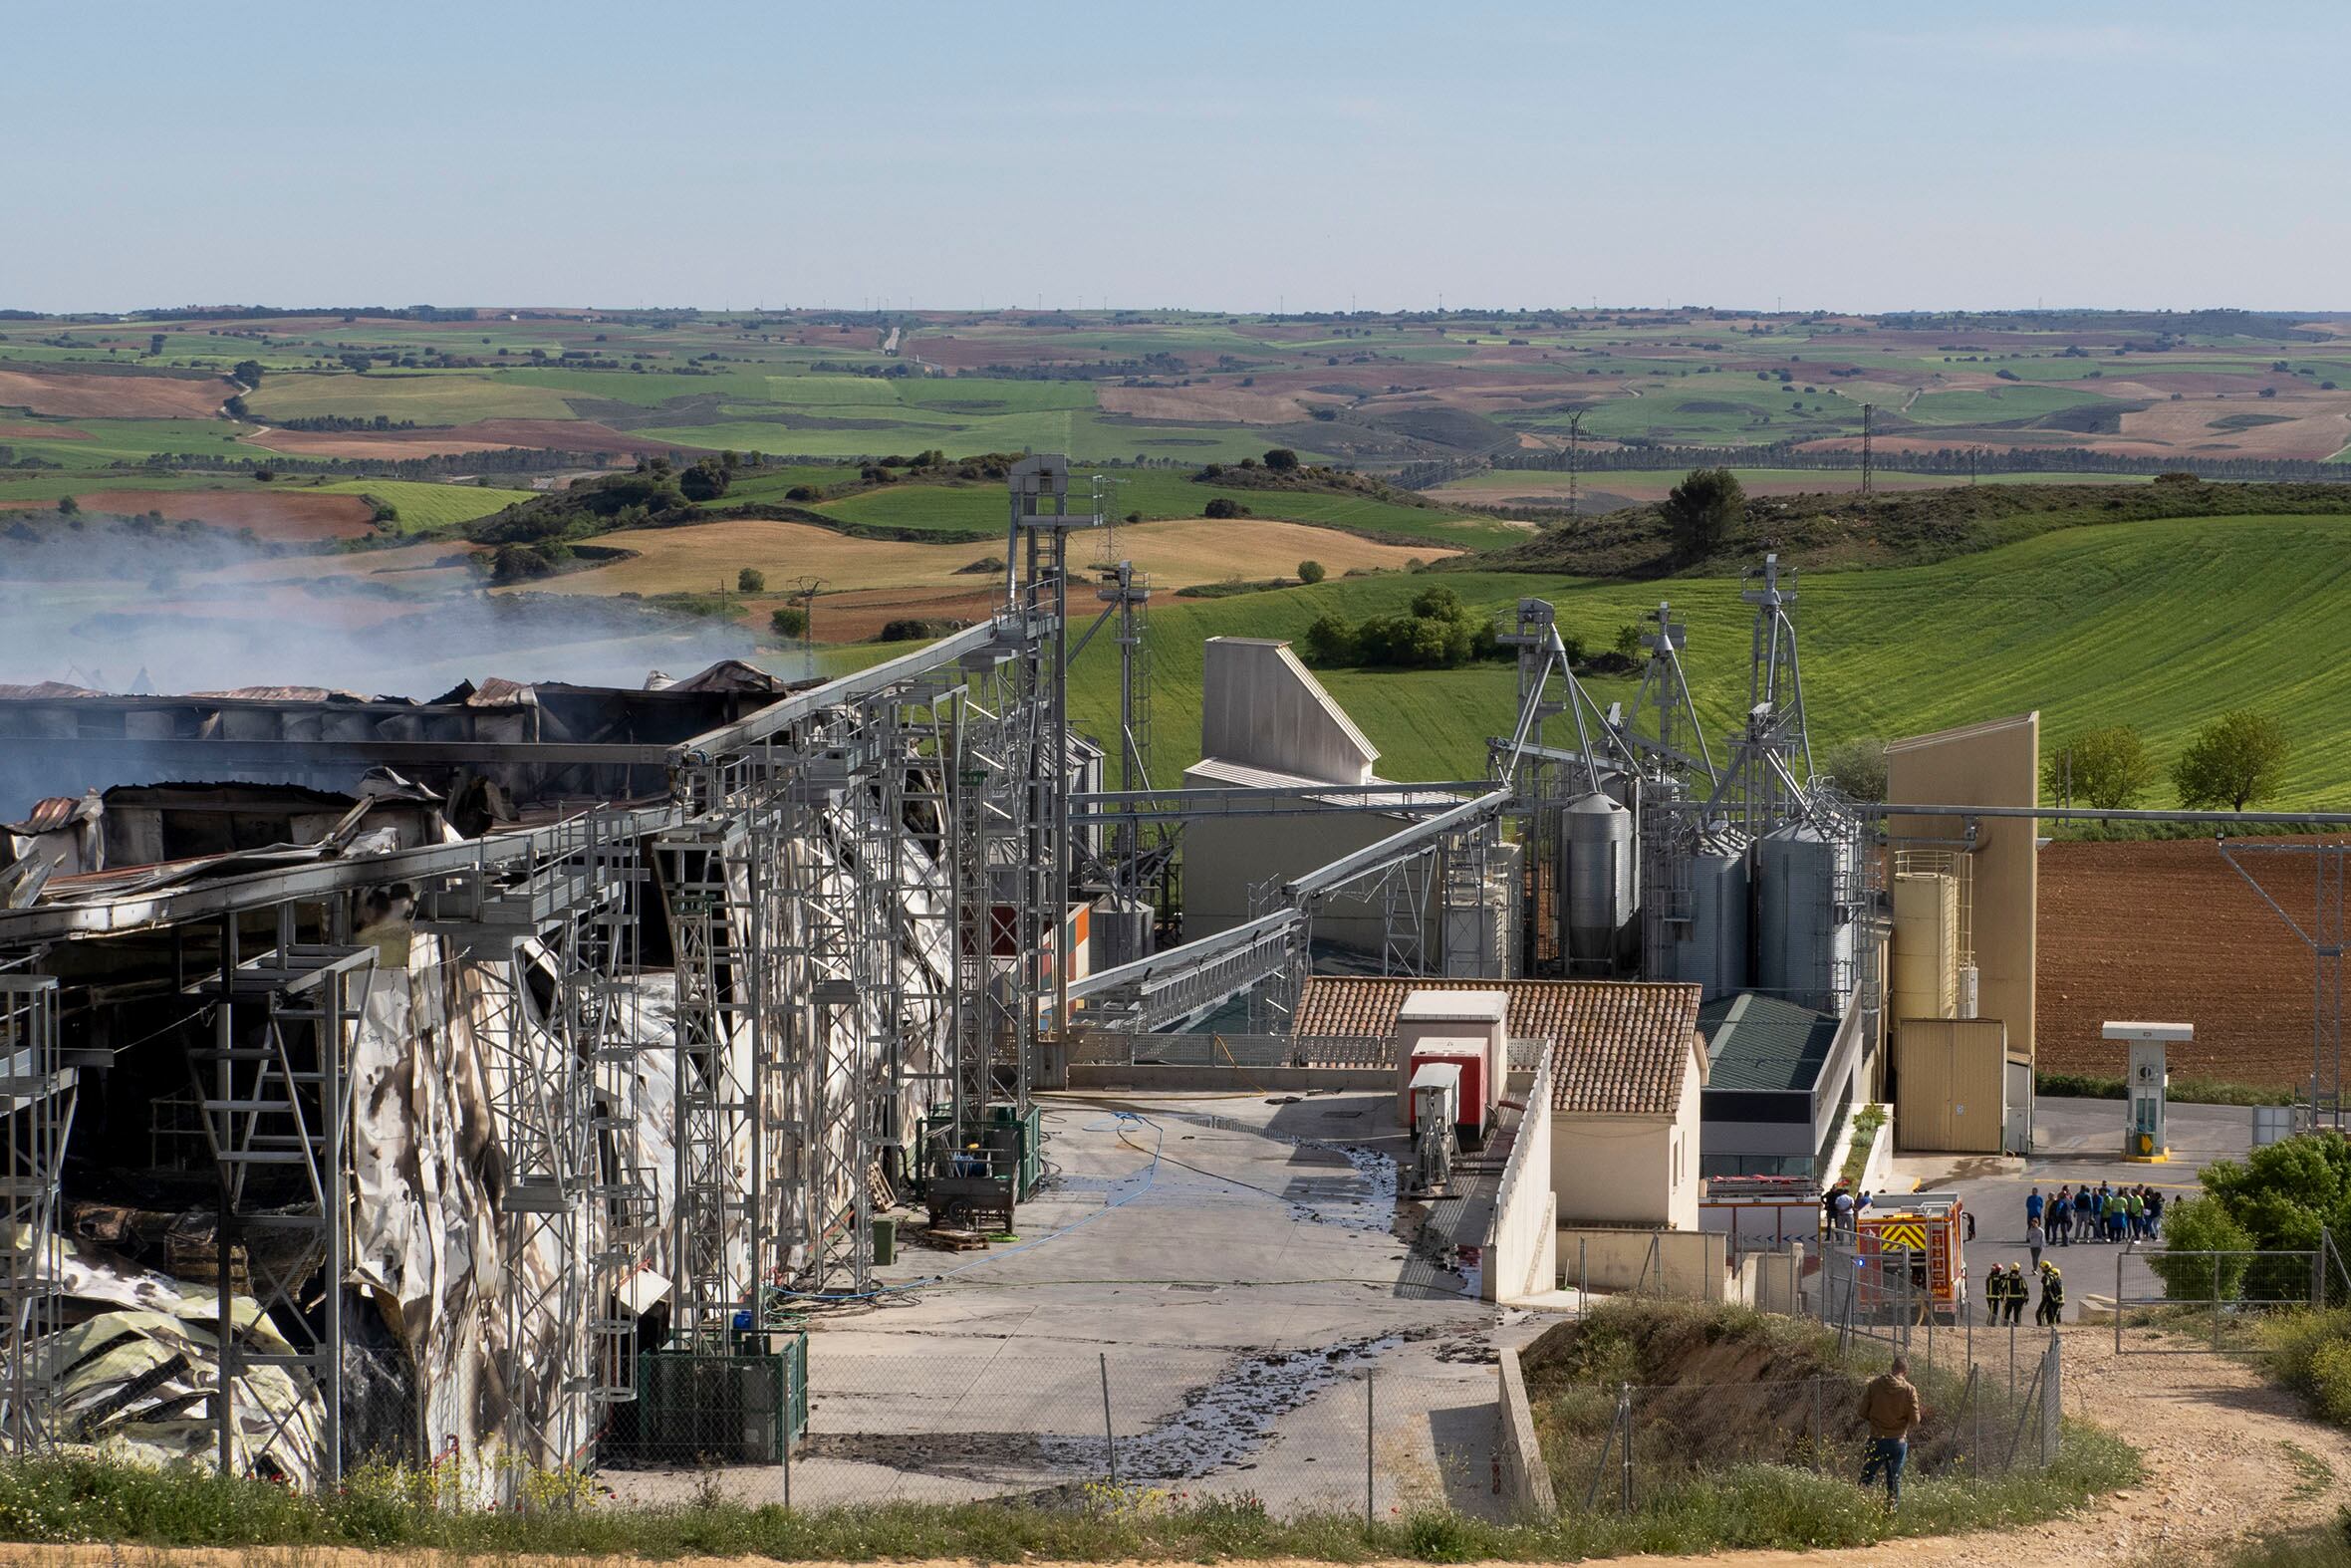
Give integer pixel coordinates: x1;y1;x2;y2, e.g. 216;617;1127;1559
12;1;2344;314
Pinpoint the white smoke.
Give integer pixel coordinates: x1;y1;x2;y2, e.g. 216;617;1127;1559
0;517;759;697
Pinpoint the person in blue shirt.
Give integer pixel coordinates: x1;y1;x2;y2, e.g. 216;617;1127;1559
2025;1186;2043;1227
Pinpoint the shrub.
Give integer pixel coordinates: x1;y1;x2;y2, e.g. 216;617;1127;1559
1300;613;1356;664
1296;559;1326;585
737;568;766;593
2309;1340;2351;1426
1262;447;1299;472
785;485;820;502
769;607;808;638
2149;1193;2254;1301
1202;497;1245;519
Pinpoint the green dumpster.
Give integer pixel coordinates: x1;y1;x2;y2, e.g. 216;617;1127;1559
872;1215;898;1265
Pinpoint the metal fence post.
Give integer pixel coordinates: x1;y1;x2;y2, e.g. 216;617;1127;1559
1101;1352;1118;1487
2114;1248;2125;1354
2042;1332;2061;1465
1620;1383;1634;1512
1365;1368;1375;1528
1812;1376;1823;1472
2213;1250;2223;1350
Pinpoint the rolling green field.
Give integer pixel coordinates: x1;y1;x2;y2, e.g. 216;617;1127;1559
313;478;539;530
808;470;1520;548
244;372;579;423
1066;514;2351;808
1903;384;2110;426
1431;467;2161;504
0;417;258;469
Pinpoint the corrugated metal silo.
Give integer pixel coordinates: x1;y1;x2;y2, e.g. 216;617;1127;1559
1755;823;1852;1013
1562;791;1635;969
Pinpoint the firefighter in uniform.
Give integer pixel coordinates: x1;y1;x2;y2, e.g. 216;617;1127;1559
1983;1262;2005;1324
2004;1261;2029;1326
2037;1261;2065;1326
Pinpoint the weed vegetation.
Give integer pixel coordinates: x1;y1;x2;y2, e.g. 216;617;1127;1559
0;1437;2137;1559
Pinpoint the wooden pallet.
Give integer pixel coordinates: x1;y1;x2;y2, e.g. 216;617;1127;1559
919;1227;991;1251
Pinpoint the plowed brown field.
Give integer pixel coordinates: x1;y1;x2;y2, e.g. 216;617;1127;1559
2038;837;2330;1086
247;419;681;460
0;487;375;542
0;369;234;418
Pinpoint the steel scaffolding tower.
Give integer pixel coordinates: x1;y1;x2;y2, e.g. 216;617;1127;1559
0;974;75;1452
191;917;376;1486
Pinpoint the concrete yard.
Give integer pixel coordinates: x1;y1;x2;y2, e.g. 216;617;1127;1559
1894;1095;2261;1326
607;1090;1521;1514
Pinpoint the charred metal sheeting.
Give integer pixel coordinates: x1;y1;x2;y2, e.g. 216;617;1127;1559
0;660;788;810
0;468;1104;1497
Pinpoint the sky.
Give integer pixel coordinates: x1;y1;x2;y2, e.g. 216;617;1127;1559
10;0;2346;316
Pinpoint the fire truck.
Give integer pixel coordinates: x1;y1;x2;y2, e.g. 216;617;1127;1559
1850;1192;1968;1322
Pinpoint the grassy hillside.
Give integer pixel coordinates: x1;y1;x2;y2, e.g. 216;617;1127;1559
1454;480;2351;578
1067;513;2351;808
810;469;1517;549
314;478;538;530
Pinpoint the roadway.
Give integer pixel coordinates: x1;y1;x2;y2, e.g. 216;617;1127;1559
1892;1095;2258;1325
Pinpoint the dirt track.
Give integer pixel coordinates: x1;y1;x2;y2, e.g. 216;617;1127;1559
2038;838;2326;1087
1708;1325;2351;1566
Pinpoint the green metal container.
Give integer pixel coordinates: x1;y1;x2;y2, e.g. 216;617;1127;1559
634;1336;808;1463
872;1215;898;1265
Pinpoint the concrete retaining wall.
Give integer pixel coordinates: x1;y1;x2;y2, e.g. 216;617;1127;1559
1495;1344;1557;1518
1485;1046;1557;1303
1557;1226;1727;1302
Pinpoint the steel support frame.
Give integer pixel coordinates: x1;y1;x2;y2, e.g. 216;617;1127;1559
2220;841;2347;1129
0;976;75;1454
193;918;375;1488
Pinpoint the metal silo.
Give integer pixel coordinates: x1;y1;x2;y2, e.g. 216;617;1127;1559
1755;823;1853;1013
1563;791;1635;970
1671;849;1751;1000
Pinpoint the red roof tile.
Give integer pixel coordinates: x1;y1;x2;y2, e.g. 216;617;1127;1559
1293;975;1703;1116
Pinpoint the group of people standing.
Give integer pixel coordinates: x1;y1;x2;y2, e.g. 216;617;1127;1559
1979;1258;2063;1326
2026;1181;2162;1254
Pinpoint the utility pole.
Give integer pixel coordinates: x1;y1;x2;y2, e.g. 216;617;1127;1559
785;576;821;681
1860;402;1875;503
1565;408;1586;518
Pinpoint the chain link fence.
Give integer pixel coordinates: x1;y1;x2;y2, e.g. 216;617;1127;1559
597;1269;2074;1519
603;1345;1513;1519
2113;1231;2351;1354
1547;1348;2062;1514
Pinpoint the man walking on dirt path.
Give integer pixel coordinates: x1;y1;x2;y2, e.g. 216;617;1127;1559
1858;1355;1920;1506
